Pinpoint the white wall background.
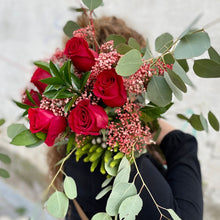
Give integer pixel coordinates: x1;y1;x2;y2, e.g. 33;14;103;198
0;0;220;219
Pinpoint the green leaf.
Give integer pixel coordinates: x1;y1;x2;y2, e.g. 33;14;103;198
106;34;126;47
193;59;220;78
43;89;58;99
118;194;143;220
95;185;112;200
167;209;182;220
33;61;50;73
0;119;5;126
40;77;64;85
155;33;173;53
46;191;69;218
63;21;80;37
178;14;202;39
177;113;189;121
106;183;137;216
66;133;76;155
174;31;210;59
91;212;112;220
105;159;118;177
172;62;193;86
71;73;81;89
189;114;204;131
164;72;183;101
81;72;91;90
128;37;141;52
102;177;113;188
166;69;187;93
177;59;189;72
116;44;133;55
25;90;36;105
25;140;44;148
11;130;40;146
147;76;172;107
64;96;77;113
208;111;219;131
35;132;46;140
7;124;27;139
63;176;77;199
54;89;74;99
163;53;175;65
82;0;103;11
200;114;208;132
143;38;153;60
116;49;143;76
0;168;10;178
13;100;31;110
49;61;61;78
0;153;11;164
208;47;220;64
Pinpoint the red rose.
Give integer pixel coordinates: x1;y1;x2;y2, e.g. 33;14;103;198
68;99;108;135
28;108;67;146
31;67;51;93
22;90;41;107
93;69;127;107
64;37;98;72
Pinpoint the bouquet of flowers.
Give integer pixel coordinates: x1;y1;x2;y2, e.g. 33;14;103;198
7;0;220;219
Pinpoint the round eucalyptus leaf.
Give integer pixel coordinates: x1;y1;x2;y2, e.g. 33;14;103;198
155;33;173;53
118;194;143;220
208;111;219;131
46;191;69;218
82;0;103;11
174;32;210;59
63;21;80;37
189;114;204;131
91;212;112;220
208;47;220;64
116;49;143;77
63;176;77;199
147;76;172;107
7;124;27;139
128;37;141;52
106;34;126;47
105;159;118;177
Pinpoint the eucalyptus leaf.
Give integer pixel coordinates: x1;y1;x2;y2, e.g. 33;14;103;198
118;194;143;220
106;34;126;47
143;38;153;60
82;0;103;11
0;153;11;164
208;47;220;64
116;44;133;55
177;59;189;72
128;37;141;52
33;61;50;73
193;59;220;78
155;33;173;53
147;76;172;107
102;177;113;188
163;53;175;65
174;32;210;59
167;209;182;220
105;159;118;177
63;21;80;37
11;130;40;146
116;49;143;76
208;111;219;131
91;212;112;220
7;124;27;139
64;176;77;199
0;168;10;178
189;114;204;131
200;114;208;132
177;114;189;121
96;185;112;200
106;182;137;216
46;191;69;218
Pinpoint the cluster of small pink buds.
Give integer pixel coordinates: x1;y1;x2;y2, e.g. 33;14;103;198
100;40;115;53
73;25;94;42
107;101;154;155
50;48;68;67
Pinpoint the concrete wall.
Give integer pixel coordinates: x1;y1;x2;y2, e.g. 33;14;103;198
0;0;220;219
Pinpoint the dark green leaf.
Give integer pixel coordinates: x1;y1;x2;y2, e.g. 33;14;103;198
189;114;204;131
33;61;50;73
25;90;36;105
0;118;5;126
116;49;143;76
174;31;210;59
25;140;44;148
7;124;27;139
147;76;172;107
163;53;175;65
177;114;189;121
106;34;126;47
0;153;11;164
166;69;187;93
0;168;10;178
63;21;80;37
116;44;133;55
40;77;64;85
193;59;220;78
49;61;61;78
208;111;219;131
81;72;91;90
155;33;173;53
208;47;220;64
13;100;31;110
82;0;103;11
64;96;77;113
11;130;40;146
177;59;189;72
43;90;59;99
62;60;72;86
54;89;74;99
128;37;141;52
66;133;76;155
71;73;81;89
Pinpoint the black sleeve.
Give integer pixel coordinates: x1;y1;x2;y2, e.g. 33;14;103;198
160;130;203;220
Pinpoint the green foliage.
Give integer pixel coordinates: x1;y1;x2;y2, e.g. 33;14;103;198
155;33;173;53
0;118;5;126
116;44;133;55
102;177;113;188
106;182;137;216
33;61;50;73
106;34;126;47
96;185;112;200
118;194;143;220
0;153;11;164
46;191;69;218
143;38;153;60
7;124;27;139
128;38;141;52
193;59;220;78
0;168;10;178
63;176;77;199
82;0;103;11
147;76;172;107
167;209;182;220
208;111;219;131
174;32;210;59
208;47;220;64
91;212;112;220
63;21;80;37
105;158;118;176
116;49;143;76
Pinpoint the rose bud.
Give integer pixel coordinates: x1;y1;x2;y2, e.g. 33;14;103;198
22;90;41;107
68;99;108;135
93;69;127;107
28;108;67;146
64;37;98;72
31;67;51;93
